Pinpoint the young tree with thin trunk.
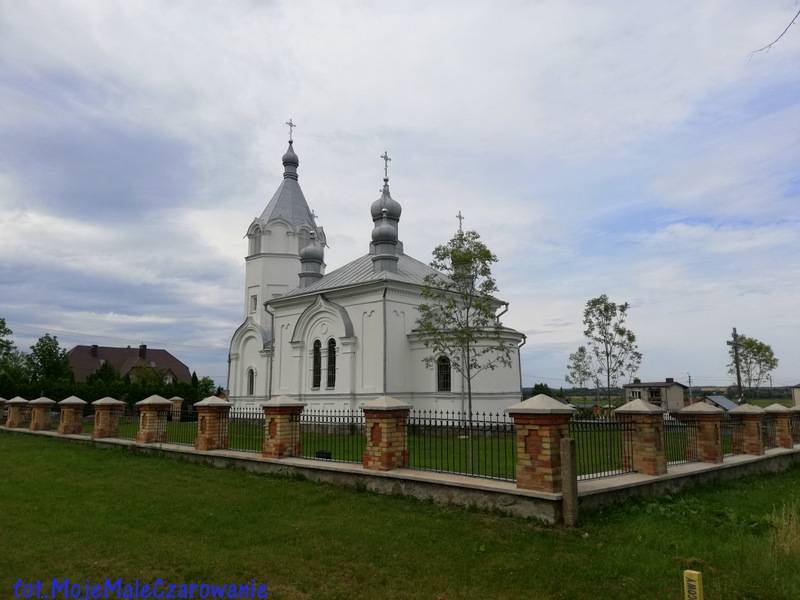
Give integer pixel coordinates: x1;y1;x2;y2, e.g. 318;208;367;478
416;229;514;418
727;334;778;395
582;294;642;407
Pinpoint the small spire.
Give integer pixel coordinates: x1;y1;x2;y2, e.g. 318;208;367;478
456;210;464;232
285;118;296;142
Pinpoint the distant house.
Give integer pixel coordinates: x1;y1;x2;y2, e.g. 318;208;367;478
622;377;688;413
67;344;192;384
702;395;738;411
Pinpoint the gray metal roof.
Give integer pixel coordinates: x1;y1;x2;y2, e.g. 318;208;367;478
259;178;316;231
278;251;444;299
704;395;738;411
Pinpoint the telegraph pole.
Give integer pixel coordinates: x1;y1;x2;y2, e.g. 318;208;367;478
727;328;744;403
687;372;693;405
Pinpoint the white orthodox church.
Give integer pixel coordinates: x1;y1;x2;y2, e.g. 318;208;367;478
227;133;525;412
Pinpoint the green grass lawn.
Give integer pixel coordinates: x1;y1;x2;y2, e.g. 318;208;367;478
2;433;800;599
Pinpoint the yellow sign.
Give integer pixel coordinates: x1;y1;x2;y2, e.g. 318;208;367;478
683;570;704;600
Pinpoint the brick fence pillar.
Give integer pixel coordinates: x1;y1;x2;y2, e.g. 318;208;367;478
506;394;576;493
730;403;765;456
362;396;412;471
765;403;793;449
92;397;126;438
58;396;87;435
29;397;56;431
791;407;800;446
135;395;172;443
195;396;231;451
262;396;305;458
678;402;724;464
615;399;667;476
5;397;30;428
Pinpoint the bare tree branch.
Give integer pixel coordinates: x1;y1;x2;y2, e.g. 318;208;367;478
751;7;800;55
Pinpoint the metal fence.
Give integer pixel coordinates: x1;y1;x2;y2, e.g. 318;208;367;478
569;414;634;481
721;413;741;456
664;418;700;466
407;410;516;481
763;416;778;450
115;406;139;440
295;409;364;464
228;407;264;453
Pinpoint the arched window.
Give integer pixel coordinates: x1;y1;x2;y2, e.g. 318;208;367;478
326;338;337;388
312;340;322;389
247;368;255;396
436;356;451;392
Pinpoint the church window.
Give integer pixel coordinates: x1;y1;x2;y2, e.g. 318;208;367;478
247;368;255;396
326;338;336;388
250;295;258;314
312;340;322;389
437;356;451;392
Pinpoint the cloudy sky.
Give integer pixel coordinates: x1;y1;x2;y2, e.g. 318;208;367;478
1;1;798;388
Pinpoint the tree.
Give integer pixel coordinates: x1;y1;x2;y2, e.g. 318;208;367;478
0;317;15;359
582;295;642;407
27;333;72;383
416;229;514;417
727;334;778;394
565;346;593;389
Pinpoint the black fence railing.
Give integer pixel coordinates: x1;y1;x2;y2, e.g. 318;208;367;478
295;409;364;464
228;407;264;453
763;416;778;450
664;418;700;466
407;411;516;481
721;413;741;456
159;404;197;446
115;406;139;440
569;415;634;480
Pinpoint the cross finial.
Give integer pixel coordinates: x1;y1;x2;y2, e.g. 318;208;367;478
456;210;464;232
380;151;391;180
310;209;318;219
285;118;296;141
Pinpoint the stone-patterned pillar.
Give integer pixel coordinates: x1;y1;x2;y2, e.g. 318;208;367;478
29;397;56;431
262;396;305;458
169;396;184;422
57;396;87;434
791;407;800;446
615;399;667;476
195;396;231;451
362;396;412;471
5;397;30;428
678;402;724;464
92;397;127;438
730;403;765;456
765;403;792;449
506;394;576;493
135;395;173;443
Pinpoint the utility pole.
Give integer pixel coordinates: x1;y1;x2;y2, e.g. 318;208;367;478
727;328;744;403
687;372;693;406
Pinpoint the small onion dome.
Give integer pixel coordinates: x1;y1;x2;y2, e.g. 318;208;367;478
282;140;299;168
300;232;324;262
371;217;398;244
370;180;402;221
